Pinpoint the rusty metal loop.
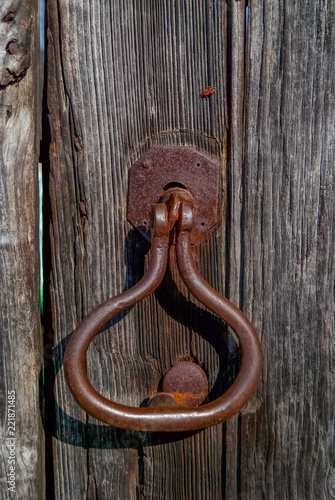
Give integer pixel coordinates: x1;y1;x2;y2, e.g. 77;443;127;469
176;202;263;423
64;196;263;432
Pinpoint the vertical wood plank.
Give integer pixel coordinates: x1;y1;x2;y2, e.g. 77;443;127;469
225;1;246;499
46;0;227;498
0;0;43;498
231;2;335;498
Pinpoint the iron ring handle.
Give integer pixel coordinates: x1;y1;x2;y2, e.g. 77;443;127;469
64;202;263;432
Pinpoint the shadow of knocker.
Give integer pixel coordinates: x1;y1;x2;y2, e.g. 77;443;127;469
41;223;239;449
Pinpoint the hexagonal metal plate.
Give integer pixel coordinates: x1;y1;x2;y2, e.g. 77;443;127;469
127;146;221;243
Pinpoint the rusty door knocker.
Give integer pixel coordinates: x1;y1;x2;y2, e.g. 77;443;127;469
64;146;263;432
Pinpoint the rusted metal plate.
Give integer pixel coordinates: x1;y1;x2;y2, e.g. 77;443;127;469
127;146;221;243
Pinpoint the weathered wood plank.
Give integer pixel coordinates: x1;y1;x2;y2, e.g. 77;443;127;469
226;2;335;498
224;2;246;499
46;0;227;498
0;0;43;498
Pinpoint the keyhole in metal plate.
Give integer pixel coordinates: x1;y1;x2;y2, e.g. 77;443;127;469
163;182;187;191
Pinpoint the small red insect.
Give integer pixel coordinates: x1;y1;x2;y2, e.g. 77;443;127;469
201;86;215;98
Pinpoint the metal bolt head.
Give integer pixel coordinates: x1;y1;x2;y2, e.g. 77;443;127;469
147;392;181;408
7;41;18;55
141;159;153;169
162;362;209;407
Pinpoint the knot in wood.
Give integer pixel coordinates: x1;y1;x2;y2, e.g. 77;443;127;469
7;41;19;55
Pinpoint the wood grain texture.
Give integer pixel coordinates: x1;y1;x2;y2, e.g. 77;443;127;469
224;2;246;499
0;0;43;498
46;1;335;498
225;1;335;499
45;0;228;498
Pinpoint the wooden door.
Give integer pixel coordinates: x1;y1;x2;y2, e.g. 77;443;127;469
43;1;335;499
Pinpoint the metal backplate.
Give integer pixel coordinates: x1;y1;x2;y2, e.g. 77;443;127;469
127;146;221;244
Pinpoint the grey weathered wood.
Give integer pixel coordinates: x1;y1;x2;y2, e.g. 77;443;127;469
46;0;335;498
224;2;246;499
46;0;227;498
0;0;43;498
224;2;335;499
